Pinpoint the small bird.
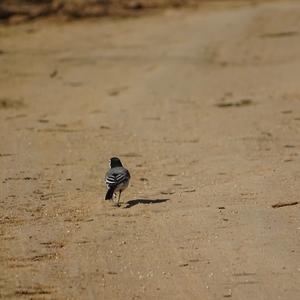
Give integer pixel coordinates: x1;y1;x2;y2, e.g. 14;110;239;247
105;157;130;206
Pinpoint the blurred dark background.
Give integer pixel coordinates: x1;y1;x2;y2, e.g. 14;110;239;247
0;0;203;23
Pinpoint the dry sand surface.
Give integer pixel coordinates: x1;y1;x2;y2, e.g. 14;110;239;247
1;0;300;299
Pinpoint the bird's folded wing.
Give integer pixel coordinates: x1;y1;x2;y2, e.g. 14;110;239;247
106;171;128;185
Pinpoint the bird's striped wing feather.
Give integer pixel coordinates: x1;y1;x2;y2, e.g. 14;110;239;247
106;171;128;186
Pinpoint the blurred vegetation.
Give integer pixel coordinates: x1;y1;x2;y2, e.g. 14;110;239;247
0;0;200;24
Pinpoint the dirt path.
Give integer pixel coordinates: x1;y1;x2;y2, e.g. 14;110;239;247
1;1;300;299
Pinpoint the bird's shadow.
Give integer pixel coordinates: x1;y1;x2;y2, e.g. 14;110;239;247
124;198;169;209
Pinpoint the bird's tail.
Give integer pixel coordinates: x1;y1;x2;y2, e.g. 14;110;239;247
105;186;116;200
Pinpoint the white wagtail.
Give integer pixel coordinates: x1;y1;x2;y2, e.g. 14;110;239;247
105;157;130;206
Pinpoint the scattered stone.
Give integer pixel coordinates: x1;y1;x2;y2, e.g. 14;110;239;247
140;177;148;181
183;189;196;193
272;201;298;208
50;70;58;78
260;31;298;38
0;98;24;109
179;263;189;267
223;289;232;297
108;86;128;97
107;271;117;275
216;99;253;108
160;191;175;195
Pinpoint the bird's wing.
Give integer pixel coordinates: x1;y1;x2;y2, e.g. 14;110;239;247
105;167;129;186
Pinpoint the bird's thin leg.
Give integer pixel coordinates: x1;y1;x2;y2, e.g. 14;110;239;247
117;191;122;206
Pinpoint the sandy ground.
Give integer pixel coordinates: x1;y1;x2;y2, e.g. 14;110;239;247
1;0;300;299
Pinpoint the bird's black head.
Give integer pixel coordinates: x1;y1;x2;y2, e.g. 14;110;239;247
110;157;123;168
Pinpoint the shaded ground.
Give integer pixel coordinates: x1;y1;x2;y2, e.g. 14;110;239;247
0;0;300;299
